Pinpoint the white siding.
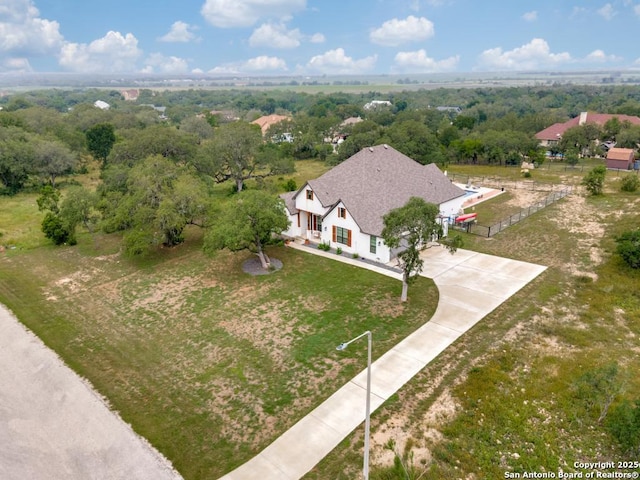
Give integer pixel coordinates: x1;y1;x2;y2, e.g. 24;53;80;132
282;211;302;238
440;197;465;222
294;185;327;216
322;202;359;253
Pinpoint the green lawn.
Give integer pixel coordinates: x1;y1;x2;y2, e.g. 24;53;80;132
0;223;438;479
2;162;640;479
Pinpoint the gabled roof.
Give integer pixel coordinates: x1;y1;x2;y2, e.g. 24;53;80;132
606;147;634;161
340;116;363;127
251;114;290;135
536;112;640;141
535;123;565;141
280;191;298;214
301;145;464;236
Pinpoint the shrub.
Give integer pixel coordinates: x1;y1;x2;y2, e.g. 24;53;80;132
523;170;532;178
620;174;640;193
41;212;75;245
336;247;342;255
282;178;297;192
606;399;640;453
352;253;359;259
317;242;331;251
615;229;640;269
582;165;607;196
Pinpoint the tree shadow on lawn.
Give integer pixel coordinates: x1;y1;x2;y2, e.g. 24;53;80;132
241;256;283;275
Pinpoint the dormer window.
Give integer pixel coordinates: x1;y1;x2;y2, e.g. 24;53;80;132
306;190;314;200
338;207;347;219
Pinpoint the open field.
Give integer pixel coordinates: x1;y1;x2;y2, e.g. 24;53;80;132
1;162;639;479
0;221;438;479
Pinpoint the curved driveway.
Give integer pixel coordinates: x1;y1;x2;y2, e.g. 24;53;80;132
220;244;546;479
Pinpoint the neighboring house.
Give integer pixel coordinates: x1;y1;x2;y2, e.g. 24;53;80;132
606;148;635;170
94;100;110;110
141;104;168;119
436;106;462;114
535;112;640;149
251;114;290;136
340;116;363;127
280;145;466;263
121;89;140;101
363;100;392;110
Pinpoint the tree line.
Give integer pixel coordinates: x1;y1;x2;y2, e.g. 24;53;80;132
2;84;640;259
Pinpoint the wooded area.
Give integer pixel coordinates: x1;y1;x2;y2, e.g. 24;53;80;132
2;84;640;255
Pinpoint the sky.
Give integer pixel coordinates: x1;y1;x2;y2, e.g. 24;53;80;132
2;0;640;76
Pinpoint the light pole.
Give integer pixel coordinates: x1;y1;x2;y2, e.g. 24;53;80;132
336;330;372;480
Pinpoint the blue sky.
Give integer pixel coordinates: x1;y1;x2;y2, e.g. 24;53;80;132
3;0;640;75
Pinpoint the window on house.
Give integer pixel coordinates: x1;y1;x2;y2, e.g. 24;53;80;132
333;226;351;246
370;235;377;254
338;207;346;219
306;190;314;200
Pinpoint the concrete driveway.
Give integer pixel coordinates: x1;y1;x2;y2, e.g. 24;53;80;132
0;305;182;480
220;244;546;479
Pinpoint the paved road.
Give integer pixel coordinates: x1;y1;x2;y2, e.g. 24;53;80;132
220;244;546;479
0;304;183;480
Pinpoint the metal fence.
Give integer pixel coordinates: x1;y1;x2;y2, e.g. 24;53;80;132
452;186;572;238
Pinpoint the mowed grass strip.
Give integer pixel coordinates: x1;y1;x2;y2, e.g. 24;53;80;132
0;225;438;479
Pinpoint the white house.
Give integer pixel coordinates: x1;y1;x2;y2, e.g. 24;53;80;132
280;145;466;263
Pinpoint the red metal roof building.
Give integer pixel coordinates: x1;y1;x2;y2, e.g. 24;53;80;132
535;112;640;148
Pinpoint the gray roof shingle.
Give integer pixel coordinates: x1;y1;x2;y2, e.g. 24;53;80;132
305;145;464;236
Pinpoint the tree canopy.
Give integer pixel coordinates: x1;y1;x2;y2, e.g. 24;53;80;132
203;189;289;269
195;121;293;192
382;197;461;302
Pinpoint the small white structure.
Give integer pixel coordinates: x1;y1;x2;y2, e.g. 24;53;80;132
94;100;110;110
363;100;392;110
281;145;466;263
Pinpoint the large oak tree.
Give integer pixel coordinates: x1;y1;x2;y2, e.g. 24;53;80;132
204;189;289;269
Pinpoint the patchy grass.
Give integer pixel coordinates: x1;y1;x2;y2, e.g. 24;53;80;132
0;222;437;479
309;173;640;479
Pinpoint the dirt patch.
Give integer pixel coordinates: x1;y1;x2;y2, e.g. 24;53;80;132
503;188;549;208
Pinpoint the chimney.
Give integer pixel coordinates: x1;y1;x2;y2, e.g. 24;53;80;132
579;112;588;125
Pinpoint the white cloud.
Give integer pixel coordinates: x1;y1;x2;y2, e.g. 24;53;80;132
309;33;325;44
476;38;572;71
0;57;32;73
570;7;589;19
143;53;189;74
201;0;306;28
209;55;287;74
59;31;142;73
585;49;622;63
597;3;617;20
158;21;198;42
522;11;537;22
244;55;287;71
249;23;301;48
634;4;640;16
306;48;377;74
370;15;434;46
0;0;63;56
393;49;459;73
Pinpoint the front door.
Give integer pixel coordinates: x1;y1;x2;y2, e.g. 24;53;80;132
307;214;322;236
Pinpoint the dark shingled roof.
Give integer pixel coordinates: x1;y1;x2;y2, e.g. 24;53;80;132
280;190;298;214
305;145;464;236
